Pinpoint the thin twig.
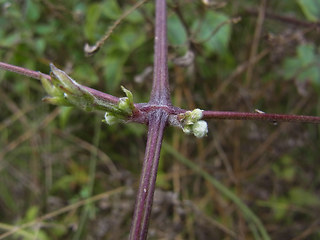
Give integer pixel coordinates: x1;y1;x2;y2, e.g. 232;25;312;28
0;61;120;104
246;8;320;29
84;0;148;56
202;110;320;124
191;17;241;45
245;0;267;86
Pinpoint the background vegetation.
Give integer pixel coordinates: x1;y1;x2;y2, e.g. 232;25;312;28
1;0;320;239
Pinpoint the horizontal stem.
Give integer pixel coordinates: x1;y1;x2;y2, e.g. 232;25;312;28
202;111;320;124
0;61;119;104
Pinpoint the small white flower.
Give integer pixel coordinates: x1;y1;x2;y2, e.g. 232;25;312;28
192;120;208;138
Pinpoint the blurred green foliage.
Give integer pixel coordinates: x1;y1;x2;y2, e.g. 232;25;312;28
297;0;320;21
1;0;320;239
282;44;320;86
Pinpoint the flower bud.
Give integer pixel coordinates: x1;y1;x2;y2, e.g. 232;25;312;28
104;112;118;125
192;120;208;138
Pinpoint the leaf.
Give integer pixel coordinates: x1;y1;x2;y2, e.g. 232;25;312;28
282;44;320;85
191;11;231;56
59;106;73;129
73;64;99;85
113;26;146;52
85;3;103;41
297;0;320;21
125;8;144;23
289;187;320;207
103;54;126;91
101;0;121;20
25;206;39;222
25;0;40;22
167;14;188;46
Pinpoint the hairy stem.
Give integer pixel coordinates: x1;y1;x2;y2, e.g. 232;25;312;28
149;0;171;105
129;110;168;240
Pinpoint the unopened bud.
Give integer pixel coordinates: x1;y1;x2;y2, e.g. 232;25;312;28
192;120;208;138
104;112;118;125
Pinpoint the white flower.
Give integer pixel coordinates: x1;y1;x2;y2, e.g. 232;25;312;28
192;120;208;138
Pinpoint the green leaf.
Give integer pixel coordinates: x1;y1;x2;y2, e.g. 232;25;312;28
73;64;99;85
289;187;320;207
282;44;320;85
125;8;144;23
25;0;40;22
85;3;103;41
297;0;320;21
59;106;73;129
113;26;146;51
101;0;121;20
25;206;39;222
103;54;126;91
168;14;188;46
191;11;231;56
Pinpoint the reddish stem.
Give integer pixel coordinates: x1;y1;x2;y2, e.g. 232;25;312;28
129;1;171;239
0;61;119;104
129;110;168;240
149;0;171;105
202;111;320;124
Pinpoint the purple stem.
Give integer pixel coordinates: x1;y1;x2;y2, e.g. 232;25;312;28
149;0;171;105
129;110;168;240
130;1;171;239
202;111;320;123
0;61;119;104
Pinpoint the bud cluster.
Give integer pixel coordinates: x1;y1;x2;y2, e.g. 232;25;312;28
179;109;208;138
40;64;135;125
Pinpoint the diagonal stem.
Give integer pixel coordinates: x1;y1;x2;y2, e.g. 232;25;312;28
0;61;119;104
149;0;171;105
129;110;168;240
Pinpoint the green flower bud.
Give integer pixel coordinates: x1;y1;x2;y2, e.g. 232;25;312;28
118;97;132;115
183;108;203;125
104;112;118;125
182;125;192;134
179;108;208;138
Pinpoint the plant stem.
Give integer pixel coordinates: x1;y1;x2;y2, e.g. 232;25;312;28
0;61;119;104
129;110;168;240
149;0;171;105
202;111;320;124
129;1;172;238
